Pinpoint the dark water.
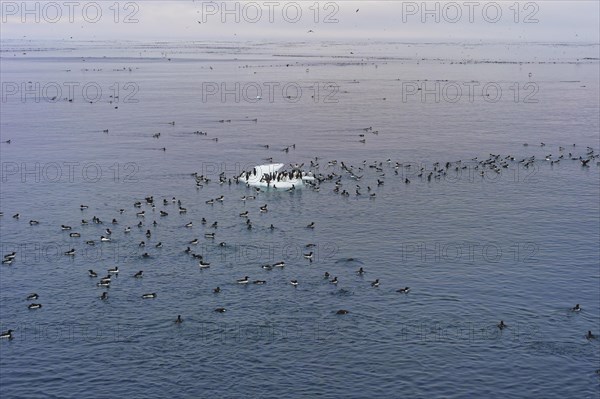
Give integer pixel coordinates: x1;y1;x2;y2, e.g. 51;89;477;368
1;41;599;398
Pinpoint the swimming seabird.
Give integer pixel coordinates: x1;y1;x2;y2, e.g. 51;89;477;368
371;279;380;287
88;270;98;277
27;293;39;300
336;309;349;315
213;287;221;293
108;266;119;274
0;330;13;339
497;320;507;330
100;292;108;300
290;279;299;286
28;303;42;309
586;331;596;339
134;271;143;278
64;248;76;256
237;276;249;284
142;293;157;299
396;287;410;293
572;304;581;312
175;315;183;323
214;307;226;313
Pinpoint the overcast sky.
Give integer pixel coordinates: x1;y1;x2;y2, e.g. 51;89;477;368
1;1;599;42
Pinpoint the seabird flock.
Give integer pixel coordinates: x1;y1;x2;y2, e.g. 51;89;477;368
1;141;598;342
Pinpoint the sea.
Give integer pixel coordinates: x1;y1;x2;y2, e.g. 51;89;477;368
0;40;599;398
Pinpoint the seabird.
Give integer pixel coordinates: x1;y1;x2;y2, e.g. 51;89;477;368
0;330;14;339
371;279;380;287
237;276;249;284
28;303;42;309
142;293;157;299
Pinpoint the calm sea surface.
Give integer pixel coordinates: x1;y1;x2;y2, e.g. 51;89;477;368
1;40;599;398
